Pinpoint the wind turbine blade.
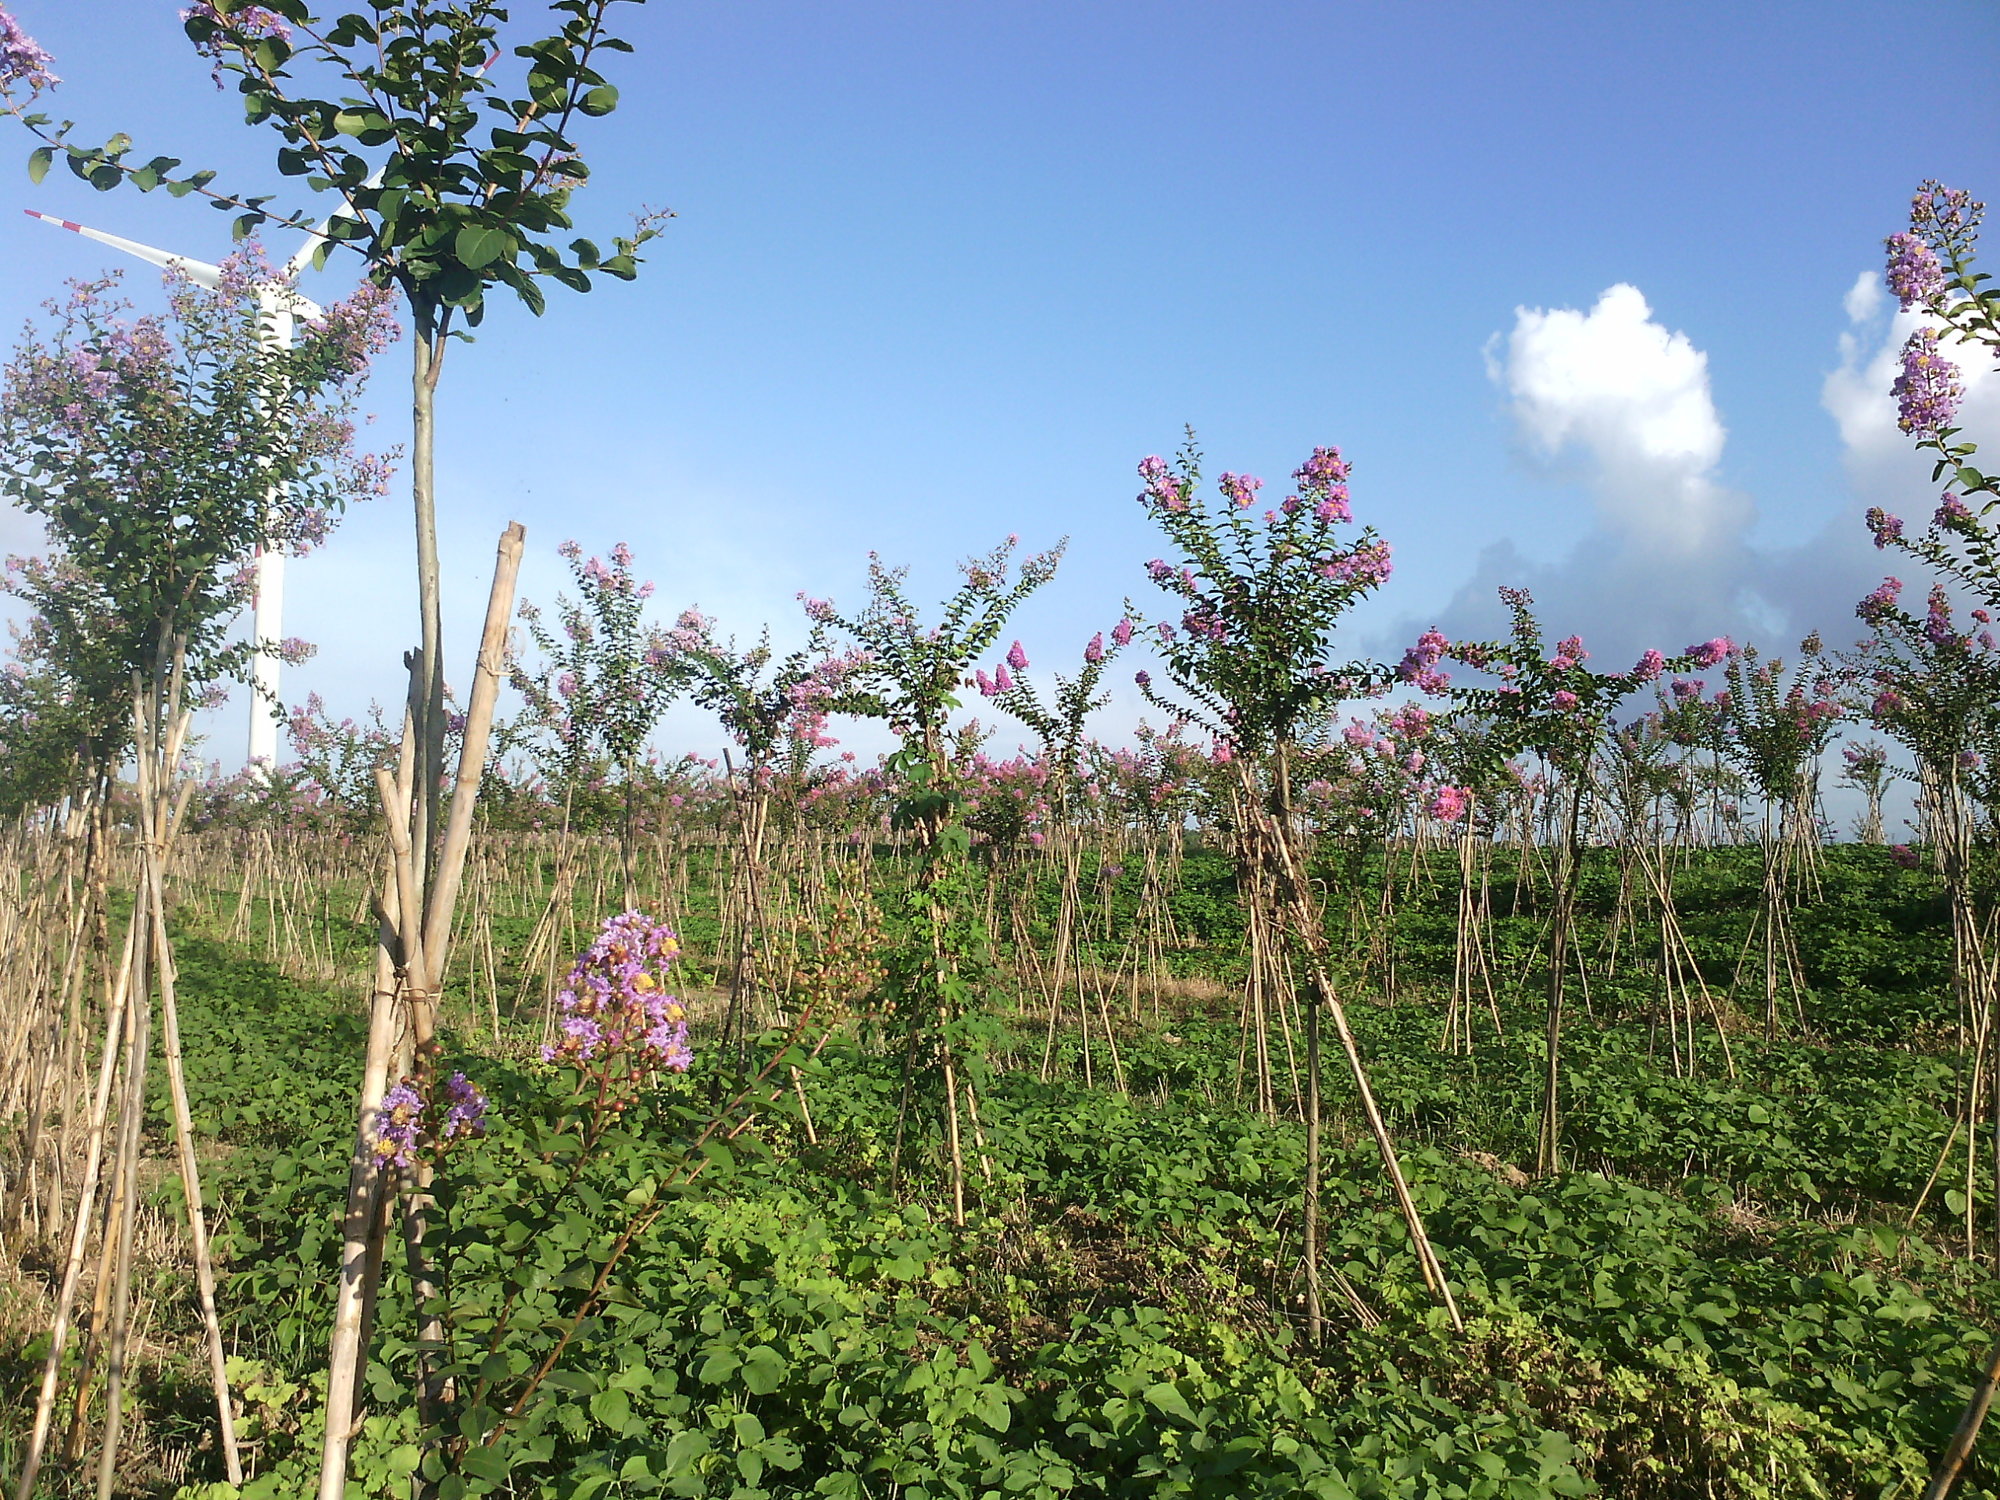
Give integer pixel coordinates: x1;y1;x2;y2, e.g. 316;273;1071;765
23;209;225;289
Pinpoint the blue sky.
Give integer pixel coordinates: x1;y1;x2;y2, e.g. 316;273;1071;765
3;0;1998;783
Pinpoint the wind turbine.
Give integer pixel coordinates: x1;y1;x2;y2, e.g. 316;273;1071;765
25;208;328;772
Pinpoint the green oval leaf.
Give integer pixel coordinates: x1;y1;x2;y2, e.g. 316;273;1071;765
454;223;512;270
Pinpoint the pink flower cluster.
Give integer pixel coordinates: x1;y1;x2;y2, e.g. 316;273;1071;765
1398;629;1451;694
1138;454;1191;513
1427;785;1471;823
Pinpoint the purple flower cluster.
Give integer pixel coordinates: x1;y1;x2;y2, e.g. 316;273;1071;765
303;282;400;378
1923;584;1963;648
1316;538;1392;586
181;1;290;38
1884;231;1946;310
1218;472;1262;509
1912;182;1978;237
1856;576;1903;624
440;1072;489;1141
1294;447;1353;523
1180;605;1229;643
546;911;692;1074
1936;493;1974;530
182;2;291;86
0;5;57;94
1893;328;1964;436
1843;741;1888;774
1866;507;1905;550
375;1083;423;1170
372;1072;489;1171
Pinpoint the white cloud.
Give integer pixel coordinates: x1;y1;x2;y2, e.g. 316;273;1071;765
1842;269;1883;326
1390;273;2000;676
1490;283;1739;555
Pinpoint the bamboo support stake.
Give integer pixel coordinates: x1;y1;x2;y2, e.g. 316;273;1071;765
317;858;406;1500
13;919;138;1500
420;523;526;997
139;758;244;1484
93;929;151;1500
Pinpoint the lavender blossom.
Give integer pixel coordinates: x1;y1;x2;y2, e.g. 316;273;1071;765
545;911;692;1076
1885;231;1946;310
1894;328;1964;435
440;1072;490;1142
1866;507;1905;549
1936;493;1974;530
1856;576;1903;624
374;1083;424;1170
0;5;57;94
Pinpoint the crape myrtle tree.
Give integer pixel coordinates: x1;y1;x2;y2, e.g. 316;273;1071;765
284;690;401;827
1;24;656;1459
1417;711;1517;1053
0;264;393;772
984;617;1137;1084
1400;588;1710;1177
1840;738;1894;844
0;628;104;819
1854;579;2000;1500
0;0;670;893
1854;178;2000;1499
662;606;871;1060
1591;708;1738;1086
0;258;393;1495
1854;585;2000;1220
507;539;683;908
1715;635;1847;1035
1132;433;1463;1340
805;536;1064;1227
